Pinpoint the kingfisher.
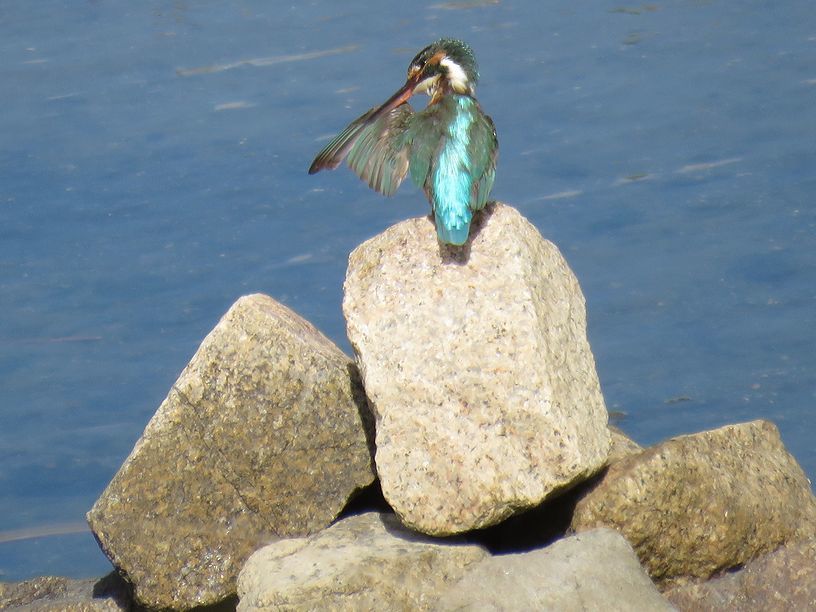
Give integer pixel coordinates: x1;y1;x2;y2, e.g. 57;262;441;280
308;39;498;246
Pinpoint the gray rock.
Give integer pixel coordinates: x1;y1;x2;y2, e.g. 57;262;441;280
343;202;610;535
665;538;816;611
571;420;816;585
0;573;130;611
87;294;375;609
437;528;675;611
237;512;488;611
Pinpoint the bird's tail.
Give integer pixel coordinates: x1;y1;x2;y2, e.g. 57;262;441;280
435;210;471;246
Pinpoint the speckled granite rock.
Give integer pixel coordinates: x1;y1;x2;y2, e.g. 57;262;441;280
343;203;610;535
87;294;375;610
237;512;488;611
571;420;816;585
0;573;130;611
467;425;644;554
664;538;816;611
437;529;675;611
607;426;643;463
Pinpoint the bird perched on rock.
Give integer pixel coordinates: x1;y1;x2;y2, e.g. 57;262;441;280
309;39;498;246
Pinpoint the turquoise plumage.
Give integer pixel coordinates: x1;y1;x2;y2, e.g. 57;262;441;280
309;39;498;246
414;95;496;244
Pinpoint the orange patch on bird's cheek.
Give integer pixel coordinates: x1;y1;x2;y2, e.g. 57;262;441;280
428;51;446;66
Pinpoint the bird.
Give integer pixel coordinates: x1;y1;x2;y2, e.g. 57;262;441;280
308;39;498;246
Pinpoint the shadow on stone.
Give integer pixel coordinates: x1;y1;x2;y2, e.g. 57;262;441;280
92;571;132;608
468;201;497;239
129;588;236;612
436;202;498;265
438;239;472;265
347;362;377;465
186;594;239;612
338;479;393;519
464;470;607;554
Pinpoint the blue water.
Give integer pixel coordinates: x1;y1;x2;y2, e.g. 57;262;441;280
1;0;814;581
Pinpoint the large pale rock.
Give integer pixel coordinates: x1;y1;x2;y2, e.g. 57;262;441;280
665;537;816;610
343;203;610;535
237;512;488;611
437;529;674;611
87;294;375;609
571;420;816;584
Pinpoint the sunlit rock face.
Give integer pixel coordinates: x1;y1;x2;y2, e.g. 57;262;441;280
343;202;610;536
437;528;674;612
572;419;816;585
238;512;488;612
87;294;375;610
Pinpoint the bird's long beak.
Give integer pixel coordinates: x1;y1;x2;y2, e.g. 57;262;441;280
366;71;423;124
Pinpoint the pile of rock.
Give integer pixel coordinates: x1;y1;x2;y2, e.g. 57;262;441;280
6;203;815;611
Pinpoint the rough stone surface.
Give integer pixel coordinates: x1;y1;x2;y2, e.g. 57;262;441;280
343;203;610;535
470;425;641;554
665;538;816;611
87;294;375;609
571;420;816;584
237;512;488;611
0;574;130;611
607;426;643;464
437;529;675;611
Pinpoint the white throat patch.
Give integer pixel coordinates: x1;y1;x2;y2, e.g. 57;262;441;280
413;73;441;96
440;57;470;93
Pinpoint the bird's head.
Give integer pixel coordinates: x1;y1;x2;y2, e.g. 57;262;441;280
406;39;479;99
326;39;480;138
308;39;482;175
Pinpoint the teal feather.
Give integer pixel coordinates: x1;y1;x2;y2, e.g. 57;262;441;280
345;105;413;196
408;95;497;245
432;97;476;244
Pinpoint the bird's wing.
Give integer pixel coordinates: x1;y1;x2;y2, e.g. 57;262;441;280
346;103;414;196
309;107;377;174
310;104;414;197
468;109;498;211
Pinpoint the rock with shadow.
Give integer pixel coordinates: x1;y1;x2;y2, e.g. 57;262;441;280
86;294;376;610
0;572;131;611
571;419;816;587
664;536;816;610
342;202;611;536
237;512;488;611
438;528;674;612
